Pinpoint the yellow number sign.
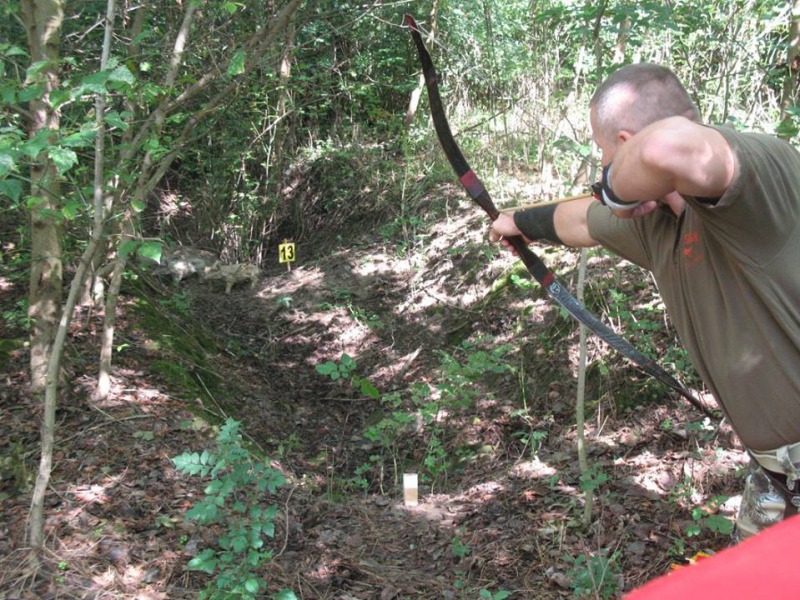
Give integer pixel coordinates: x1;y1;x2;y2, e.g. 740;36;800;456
279;240;296;264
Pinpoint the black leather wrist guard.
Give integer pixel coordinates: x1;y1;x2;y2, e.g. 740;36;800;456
513;203;563;245
600;164;642;211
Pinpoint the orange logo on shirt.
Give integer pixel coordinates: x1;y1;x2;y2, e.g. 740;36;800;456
681;231;703;267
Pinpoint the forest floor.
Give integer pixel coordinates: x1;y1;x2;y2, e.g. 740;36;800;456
0;182;747;599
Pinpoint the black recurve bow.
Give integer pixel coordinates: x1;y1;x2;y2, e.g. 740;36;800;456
404;14;715;418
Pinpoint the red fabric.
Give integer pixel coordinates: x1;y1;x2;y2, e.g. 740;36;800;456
625;515;800;599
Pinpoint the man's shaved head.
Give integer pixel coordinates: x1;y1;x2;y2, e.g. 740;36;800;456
591;63;701;139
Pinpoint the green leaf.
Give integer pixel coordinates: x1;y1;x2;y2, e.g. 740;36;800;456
61;127;96;148
360;380;380;399
25;60;50;78
3;45;28;58
315;361;336;376
137;241;162;264
0;154;17;178
108;64;136;85
187;549;218;574
104;111;130;130
0;85;16;105
222;1;240;14
228;50;246;76
18;83;45;102
231;534;248;552
75;70;110;96
274;590;299;600
705;514;734;535
61;199;82;220
244;578;261;593
21;131;49;159
50;89;71;108
118;239;139;259
0;178;23;202
48;147;78;174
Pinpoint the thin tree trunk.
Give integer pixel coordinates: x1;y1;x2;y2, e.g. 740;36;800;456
779;0;800;138
27;0;115;551
94;0;119;400
97;0;197;400
28;237;104;549
405;0;439;127
21;0;64;395
575;248;593;525
613;16;630;64
274;15;295;168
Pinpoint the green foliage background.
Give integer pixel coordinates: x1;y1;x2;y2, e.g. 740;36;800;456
2;0;797;262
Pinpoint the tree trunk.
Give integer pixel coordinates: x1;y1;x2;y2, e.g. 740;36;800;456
94;0;120;401
405;1;439;127
21;0;64;394
779;0;800;138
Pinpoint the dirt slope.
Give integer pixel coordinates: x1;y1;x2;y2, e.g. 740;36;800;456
0;187;744;599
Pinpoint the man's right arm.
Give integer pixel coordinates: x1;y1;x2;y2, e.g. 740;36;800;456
490;196;599;252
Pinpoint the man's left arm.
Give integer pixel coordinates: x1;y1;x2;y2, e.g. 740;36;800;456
609;116;736;202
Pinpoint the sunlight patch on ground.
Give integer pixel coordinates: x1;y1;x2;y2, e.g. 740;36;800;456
510;456;559;479
72;483;111;504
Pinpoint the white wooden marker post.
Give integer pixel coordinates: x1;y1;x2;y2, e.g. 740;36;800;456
403;473;418;506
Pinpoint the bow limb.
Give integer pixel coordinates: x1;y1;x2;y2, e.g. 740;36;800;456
404;15;495;219
404;14;552;283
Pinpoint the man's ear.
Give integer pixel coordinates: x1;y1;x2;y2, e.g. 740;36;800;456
617;130;634;144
